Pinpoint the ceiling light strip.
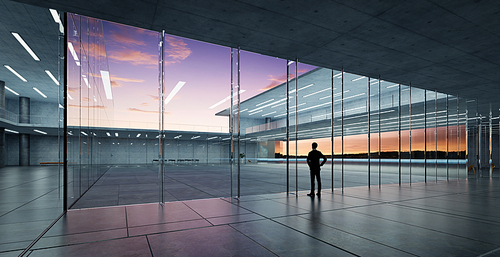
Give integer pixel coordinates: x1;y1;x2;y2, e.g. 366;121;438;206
45;70;59;85
11;32;40;61
165;81;186;105
5;86;19;95
4;65;27;82
33;87;47;98
34;129;47;135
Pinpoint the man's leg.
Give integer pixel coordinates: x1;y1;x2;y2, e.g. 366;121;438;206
308;170;315;196
316;170;321;195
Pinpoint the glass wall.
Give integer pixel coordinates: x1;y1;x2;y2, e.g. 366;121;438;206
64;13;481;209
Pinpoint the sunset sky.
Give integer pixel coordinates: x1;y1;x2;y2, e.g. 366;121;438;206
101;21;315;131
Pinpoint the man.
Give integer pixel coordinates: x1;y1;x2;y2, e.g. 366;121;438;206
306;142;327;197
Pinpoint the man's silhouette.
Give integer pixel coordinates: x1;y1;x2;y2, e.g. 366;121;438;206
306;142;327;197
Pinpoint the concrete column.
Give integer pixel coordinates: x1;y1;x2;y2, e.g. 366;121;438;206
19;96;30;166
19;133;30;166
19;96;30;123
0;81;5;109
0;128;5;168
0;82;5;167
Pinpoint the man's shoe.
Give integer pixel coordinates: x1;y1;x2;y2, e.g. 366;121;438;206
307;193;315;197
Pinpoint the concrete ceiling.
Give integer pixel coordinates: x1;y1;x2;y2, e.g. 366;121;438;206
0;0;60;102
4;0;500;118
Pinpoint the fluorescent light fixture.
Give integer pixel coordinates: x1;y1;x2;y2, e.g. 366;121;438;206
191;135;200;139
209;90;246;109
288;60;295;66
115;133;118;137
351;76;366;81
5;86;19;95
303;88;329;98
5;129;19;134
370;79;379;84
333;72;342;78
33;87;47;98
107;132;111;137
82;75;90;88
11;32;40;61
299;83;315;91
261;111;277;116
34;129;47;135
68;42;80;66
136;133;141;137
100;71;113;99
4;65;27;82
207;136;218;140
59;104;64;109
386;84;399;88
240;108;248;113
49;9;64;33
256;99;275;106
249;110;263;115
67;93;73;100
174;135;182;139
81;131;88;136
165;81;186;105
334;93;365;102
222;137;231;141
44;70;59;85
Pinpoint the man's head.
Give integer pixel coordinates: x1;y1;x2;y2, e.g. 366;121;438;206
312;142;318;149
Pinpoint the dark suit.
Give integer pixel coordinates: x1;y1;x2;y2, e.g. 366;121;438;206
307;149;327;194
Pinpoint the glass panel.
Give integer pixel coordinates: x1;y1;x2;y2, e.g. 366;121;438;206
333;70;343;189
296;65;332;195
343;73;368;187
410;87;426;183
400;84;411;184
448;96;459;180
380;81;399;185
369;79;380;186
236;50;288;197
436;92;448;180
426;90;437;183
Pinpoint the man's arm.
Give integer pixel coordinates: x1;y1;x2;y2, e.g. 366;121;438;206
320;152;327;166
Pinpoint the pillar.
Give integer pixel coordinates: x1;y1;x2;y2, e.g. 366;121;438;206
19;96;30;166
0;81;5;168
19;134;30;166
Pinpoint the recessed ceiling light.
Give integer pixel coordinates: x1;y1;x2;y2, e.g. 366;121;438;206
11;32;40;61
351;76;366;82
5;86;19;96
45;70;59;85
67;93;73;100
68;42;80;66
59;104;64;109
165;81;186;106
100;71;112;99
33;87;47;98
191;135;200;139
5;129;19;134
136;133;141;137
34;129;47;135
49;9;64;33
4;65;27;82
106;132;111;136
115;133;118;137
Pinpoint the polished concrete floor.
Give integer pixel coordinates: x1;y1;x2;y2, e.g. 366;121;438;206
0;166;63;256
0;164;494;256
21;178;500;256
71;163;462;209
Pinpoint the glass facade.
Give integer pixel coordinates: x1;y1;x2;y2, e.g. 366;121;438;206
63;13;481;209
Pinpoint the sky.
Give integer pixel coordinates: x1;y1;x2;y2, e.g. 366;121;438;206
100;21;315;132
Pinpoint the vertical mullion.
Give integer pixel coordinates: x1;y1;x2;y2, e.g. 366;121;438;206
398;84;401;185
230;48;233;198
341;68;344;191
295;59;298;195
286;61;290;194
368;78;371;188
331;70;334;191
237;46;241;198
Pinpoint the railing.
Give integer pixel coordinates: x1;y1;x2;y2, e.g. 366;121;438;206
0;108;59;127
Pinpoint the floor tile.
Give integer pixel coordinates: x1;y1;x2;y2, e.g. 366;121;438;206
126;202;202;227
129;219;211;236
28;236;151;257
230;219;355;256
147;225;276;257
